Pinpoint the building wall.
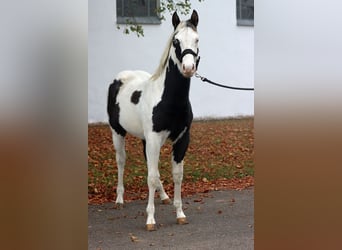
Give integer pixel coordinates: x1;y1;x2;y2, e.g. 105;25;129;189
88;0;254;123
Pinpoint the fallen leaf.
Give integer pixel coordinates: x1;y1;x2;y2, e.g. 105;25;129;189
88;119;254;205
130;234;139;242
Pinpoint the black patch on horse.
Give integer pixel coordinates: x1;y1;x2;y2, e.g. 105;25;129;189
142;139;147;161
185;21;197;31
152;57;193;163
173;130;190;163
107;79;126;137
173;38;182;62
131;90;142;104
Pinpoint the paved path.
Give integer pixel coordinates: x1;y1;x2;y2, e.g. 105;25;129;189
88;188;254;249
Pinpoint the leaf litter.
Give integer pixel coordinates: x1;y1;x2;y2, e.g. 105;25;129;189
88;118;254;204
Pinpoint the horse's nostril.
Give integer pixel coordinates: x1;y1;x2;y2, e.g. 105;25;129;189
192;64;195;70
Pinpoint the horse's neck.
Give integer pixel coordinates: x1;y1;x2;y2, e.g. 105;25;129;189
161;58;191;105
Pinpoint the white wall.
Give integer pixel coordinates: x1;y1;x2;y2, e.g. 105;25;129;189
88;0;254;123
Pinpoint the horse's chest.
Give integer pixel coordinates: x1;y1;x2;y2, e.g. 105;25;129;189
151;60;193;142
152;102;193;142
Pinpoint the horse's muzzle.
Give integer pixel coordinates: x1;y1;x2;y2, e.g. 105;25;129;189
181;54;197;77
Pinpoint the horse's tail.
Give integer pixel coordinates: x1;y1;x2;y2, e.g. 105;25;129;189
107;79;123;123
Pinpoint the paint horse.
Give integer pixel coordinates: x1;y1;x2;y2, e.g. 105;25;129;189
107;10;200;231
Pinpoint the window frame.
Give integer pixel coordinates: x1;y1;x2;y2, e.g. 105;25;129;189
116;0;161;25
236;0;254;27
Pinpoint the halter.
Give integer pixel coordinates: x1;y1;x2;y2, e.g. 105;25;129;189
172;38;201;69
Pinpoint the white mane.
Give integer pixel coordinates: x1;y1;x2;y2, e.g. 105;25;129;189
150;22;188;81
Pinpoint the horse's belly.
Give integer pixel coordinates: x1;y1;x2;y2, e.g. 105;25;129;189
117;92;145;139
119;110;144;139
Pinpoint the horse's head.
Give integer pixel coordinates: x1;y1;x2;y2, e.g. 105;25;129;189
171;10;200;78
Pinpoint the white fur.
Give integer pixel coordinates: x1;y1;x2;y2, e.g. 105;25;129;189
112;130;126;205
172;157;186;219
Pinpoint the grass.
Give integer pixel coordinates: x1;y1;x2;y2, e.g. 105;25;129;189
88;117;254;203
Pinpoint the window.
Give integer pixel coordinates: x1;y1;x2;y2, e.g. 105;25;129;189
116;0;161;24
236;0;254;26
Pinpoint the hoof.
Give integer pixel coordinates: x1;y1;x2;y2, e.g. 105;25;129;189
114;203;124;210
146;224;157;231
162;198;171;205
177;217;189;225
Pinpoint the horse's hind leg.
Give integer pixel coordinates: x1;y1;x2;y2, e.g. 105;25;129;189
142;139;170;204
172;131;190;225
112;132;126;209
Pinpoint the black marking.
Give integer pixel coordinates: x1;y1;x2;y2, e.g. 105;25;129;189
142;139;147;161
185;21;197;31
189;10;199;28
173;38;182;62
196;55;200;69
173;130;190;164
131;90;142;105
152;57;193;146
172;11;180;30
107;79;126;137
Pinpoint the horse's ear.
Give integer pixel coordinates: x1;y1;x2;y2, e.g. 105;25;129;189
190;10;199;27
172;11;180;29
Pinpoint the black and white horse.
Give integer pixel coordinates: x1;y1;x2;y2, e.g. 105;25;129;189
107;10;200;231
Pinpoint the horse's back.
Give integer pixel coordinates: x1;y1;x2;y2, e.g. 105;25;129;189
108;70;151;139
116;70;151;86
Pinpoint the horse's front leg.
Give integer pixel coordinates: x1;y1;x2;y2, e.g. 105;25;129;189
145;133;165;231
142;139;170;204
172;131;190;225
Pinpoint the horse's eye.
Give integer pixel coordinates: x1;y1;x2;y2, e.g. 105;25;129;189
173;39;180;47
195;38;199;43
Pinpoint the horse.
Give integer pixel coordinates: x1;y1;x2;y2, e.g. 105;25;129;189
107;10;200;231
